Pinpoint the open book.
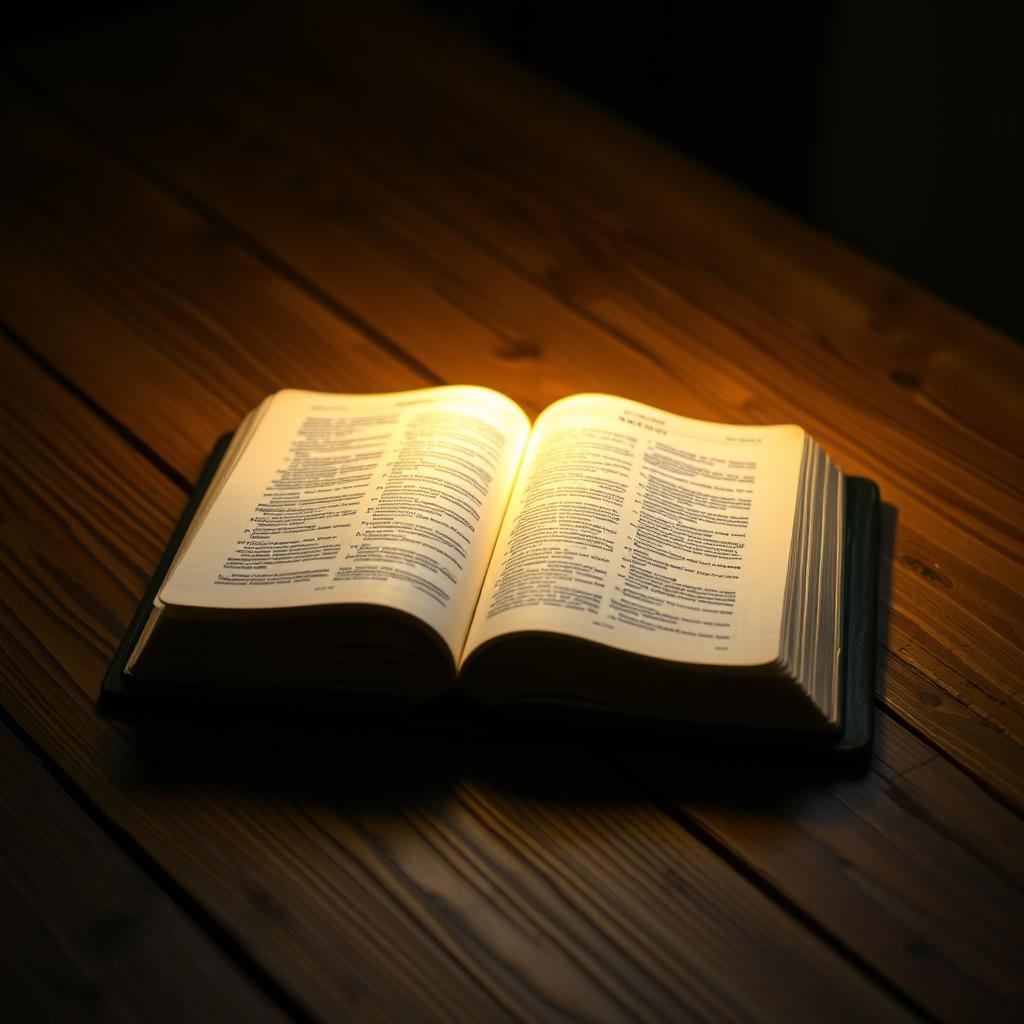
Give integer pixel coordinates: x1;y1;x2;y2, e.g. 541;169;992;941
120;386;872;738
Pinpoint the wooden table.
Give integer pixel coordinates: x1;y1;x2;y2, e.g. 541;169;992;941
2;5;1022;1021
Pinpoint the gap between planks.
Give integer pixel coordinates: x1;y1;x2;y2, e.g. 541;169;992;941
2;70;444;392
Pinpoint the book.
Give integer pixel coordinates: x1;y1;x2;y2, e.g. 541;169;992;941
105;387;879;750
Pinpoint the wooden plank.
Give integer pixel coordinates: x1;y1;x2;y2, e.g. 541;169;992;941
625;712;1024;1023
0;720;287;1023
0;339;917;1021
10;9;1023;797
876;651;1024;812
0;85;427;483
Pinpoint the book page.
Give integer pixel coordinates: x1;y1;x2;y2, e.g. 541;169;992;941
462;394;805;668
159;386;530;659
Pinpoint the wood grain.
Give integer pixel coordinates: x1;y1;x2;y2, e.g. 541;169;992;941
0;337;921;1021
1;5;1021;1018
0;86;426;482
0;93;1022;1021
623;712;1024;1022
0;720;287;1023
9;5;1024;802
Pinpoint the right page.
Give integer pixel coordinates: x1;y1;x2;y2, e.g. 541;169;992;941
462;394;806;669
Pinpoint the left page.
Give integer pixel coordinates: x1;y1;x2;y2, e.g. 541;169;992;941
158;386;530;661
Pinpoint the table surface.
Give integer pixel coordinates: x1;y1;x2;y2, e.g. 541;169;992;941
2;4;1022;1021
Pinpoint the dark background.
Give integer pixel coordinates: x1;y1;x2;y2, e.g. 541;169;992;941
8;0;1022;340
